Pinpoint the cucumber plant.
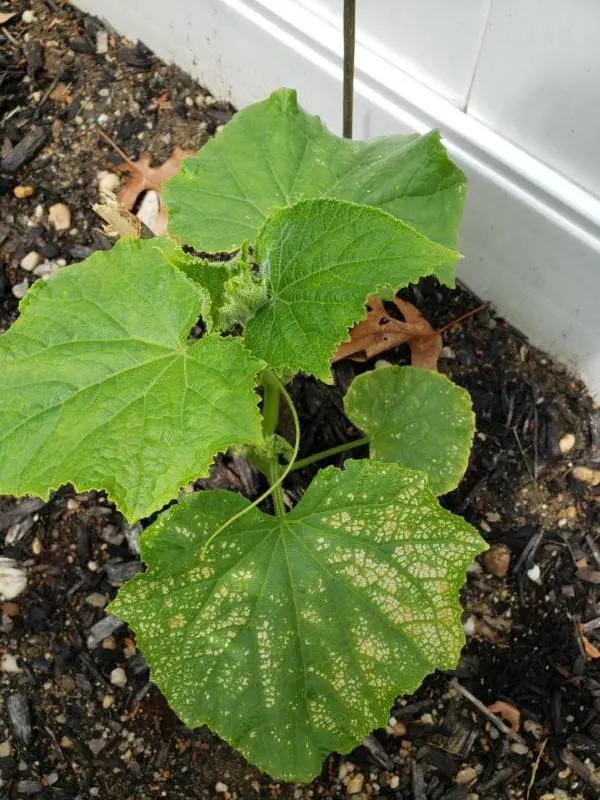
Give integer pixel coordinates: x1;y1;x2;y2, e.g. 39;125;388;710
0;89;485;782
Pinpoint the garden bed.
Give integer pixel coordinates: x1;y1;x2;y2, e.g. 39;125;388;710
1;2;600;798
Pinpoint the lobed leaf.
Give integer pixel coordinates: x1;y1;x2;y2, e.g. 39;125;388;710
243;198;459;381
0;238;264;521
109;458;484;781
164;88;466;284
345;366;475;494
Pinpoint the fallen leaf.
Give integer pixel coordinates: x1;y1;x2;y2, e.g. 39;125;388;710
578;624;600;660
488;700;521;732
0;11;16;25
118;147;193;235
332;295;442;370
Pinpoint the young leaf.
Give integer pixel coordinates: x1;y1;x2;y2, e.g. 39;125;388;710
243;198;459;381
345;366;475;494
0;238;263;521
164;88;466;280
109;459;484;781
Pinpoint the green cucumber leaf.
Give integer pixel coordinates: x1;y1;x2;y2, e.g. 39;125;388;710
109;458;484;781
159;245;231;332
243;198;459;381
345;366;475;495
164;89;466;287
0;237;263;521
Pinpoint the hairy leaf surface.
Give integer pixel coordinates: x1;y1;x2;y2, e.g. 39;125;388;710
109;459;484;780
164;89;466;283
345;367;475;494
0;238;263;521
243;199;459;381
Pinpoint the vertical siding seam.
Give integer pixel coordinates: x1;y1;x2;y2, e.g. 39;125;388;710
463;0;494;112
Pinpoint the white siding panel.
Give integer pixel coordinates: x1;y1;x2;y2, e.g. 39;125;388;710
468;0;600;198
296;0;491;107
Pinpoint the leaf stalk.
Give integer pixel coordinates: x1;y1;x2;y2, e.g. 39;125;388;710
290;436;370;472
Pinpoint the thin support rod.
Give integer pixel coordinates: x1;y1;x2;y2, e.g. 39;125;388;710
343;0;356;138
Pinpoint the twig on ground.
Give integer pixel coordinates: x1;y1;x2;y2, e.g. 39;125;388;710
526;738;547;800
450;679;527;745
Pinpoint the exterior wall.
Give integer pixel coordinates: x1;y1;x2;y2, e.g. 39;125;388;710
73;0;600;394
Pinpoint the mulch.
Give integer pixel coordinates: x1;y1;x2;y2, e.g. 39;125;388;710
1;2;600;798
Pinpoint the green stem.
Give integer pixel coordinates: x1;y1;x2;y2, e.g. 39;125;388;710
261;369;285;516
290;436;370;472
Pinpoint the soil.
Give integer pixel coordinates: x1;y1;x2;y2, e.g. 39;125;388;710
1;2;600;799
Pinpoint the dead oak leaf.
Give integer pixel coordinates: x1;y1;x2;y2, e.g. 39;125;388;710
0;11;17;25
117;147;194;234
332;295;442;370
488;700;521;732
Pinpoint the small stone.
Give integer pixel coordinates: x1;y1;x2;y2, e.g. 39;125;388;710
388;775;400;789
46;773;58;786
97;170;120;195
102;694;115;709
557;506;577;521
87;737;107;756
455;767;477;785
347;774;364;794
110;667;127;687
102;636;117;650
0;739;11;757
31;537;41;556
60;735;74;749
96;29;108;54
572;466;600;486
21;10;35;23
559;433;576;454
485;511;501;523
184;96;194;108
527;563;541;584
48;202;71;232
374;359;393;369
16;781;43;795
87;614;124;648
19;251;42;272
14;185;35;199
483;543;511;578
215;782;229;793
511;742;529;755
1;653;22;673
85;592;108;608
12;279;29;299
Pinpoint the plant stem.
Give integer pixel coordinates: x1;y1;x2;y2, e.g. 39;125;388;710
343;0;356;139
291;436;370;472
260;369;285;515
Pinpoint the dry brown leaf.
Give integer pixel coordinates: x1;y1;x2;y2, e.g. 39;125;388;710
332;295;442;370
117;147;193;235
0;11;16;25
487;700;521;732
578;624;600;660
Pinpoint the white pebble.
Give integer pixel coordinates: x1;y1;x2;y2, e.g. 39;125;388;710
559;433;575;454
462;615;476;636
20;251;41;271
374;359;393;369
0;558;27;600
527;563;541;584
48;203;71;232
389;775;400;789
215;782;229;793
96;29;108;54
11;279;29;299
22;10;35;23
97;170;120;195
110;667;127;687
1;653;22;673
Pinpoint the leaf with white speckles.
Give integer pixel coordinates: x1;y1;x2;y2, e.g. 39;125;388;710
243;199;459;382
345;366;475;494
164;89;466;287
109;459;484;781
0;237;264;521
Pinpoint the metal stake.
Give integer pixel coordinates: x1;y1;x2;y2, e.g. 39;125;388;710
343;0;356;138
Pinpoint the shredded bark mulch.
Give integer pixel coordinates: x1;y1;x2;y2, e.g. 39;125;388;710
1;2;600;798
